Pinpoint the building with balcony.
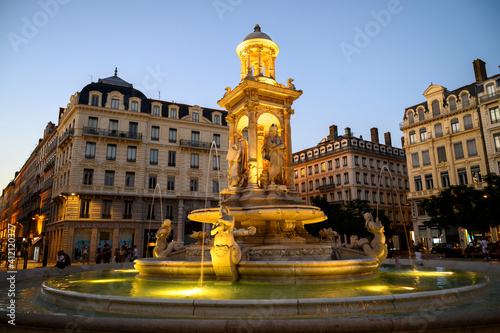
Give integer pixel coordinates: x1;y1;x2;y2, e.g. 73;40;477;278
292;125;411;251
400;59;499;249
43;70;228;262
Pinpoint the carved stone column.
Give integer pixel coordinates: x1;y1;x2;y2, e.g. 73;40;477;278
284;108;294;190
247;102;259;188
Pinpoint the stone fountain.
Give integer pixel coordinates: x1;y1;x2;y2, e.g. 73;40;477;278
134;24;388;283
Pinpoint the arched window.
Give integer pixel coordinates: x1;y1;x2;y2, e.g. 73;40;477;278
418;108;425;121
449;97;457;111
408;111;414;124
432;100;440;116
461;93;469;107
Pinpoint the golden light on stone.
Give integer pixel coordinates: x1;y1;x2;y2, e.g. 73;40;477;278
69;279;128;284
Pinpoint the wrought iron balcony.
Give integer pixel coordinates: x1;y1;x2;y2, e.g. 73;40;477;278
83;126;143;141
59;128;74;145
318;184;335;191
179;139;213;150
479;91;500;104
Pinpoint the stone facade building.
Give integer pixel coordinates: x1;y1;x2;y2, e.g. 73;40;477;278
292;125;411;251
400;59;500;249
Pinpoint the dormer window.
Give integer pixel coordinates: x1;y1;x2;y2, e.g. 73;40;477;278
153;105;160;116
408;111;414;124
461;93;469;107
131;101;138;112
111;98;119;109
418;108;425;121
431;100;440;117
91;95;99;106
449;97;457;111
170;108;177;119
213;114;221;125
486;83;495;97
193;112;199;122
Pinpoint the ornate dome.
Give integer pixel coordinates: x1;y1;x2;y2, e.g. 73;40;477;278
243;24;272;41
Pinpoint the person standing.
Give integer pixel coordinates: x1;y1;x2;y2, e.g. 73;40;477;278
413;249;428;266
481;237;490;261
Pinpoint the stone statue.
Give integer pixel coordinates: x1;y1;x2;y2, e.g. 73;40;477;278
189;231;209;245
224;86;231;97
287;78;296;90
210;205;242;283
319;228;337;242
354;213;388;263
226;132;248;187
262;124;286;185
153;219;184;257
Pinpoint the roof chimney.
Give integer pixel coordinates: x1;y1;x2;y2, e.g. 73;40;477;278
384;132;392;146
473;59;487;83
329;125;338;141
344;127;351;137
370;127;379;144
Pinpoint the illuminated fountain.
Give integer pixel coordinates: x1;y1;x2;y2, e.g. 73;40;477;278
30;25;493;327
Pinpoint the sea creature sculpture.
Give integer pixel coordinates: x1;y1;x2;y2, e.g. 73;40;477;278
189;231;209;245
319;228;337;242
354;213;388;263
153;219;184;257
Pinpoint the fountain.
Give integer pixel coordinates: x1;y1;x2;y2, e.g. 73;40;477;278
2;25;498;332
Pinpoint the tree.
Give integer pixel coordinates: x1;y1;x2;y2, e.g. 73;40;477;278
481;173;500;228
421;185;488;234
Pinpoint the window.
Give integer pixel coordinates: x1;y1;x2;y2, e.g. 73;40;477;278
125;172;135;188
80;199;90;218
449;97;457;111
111;98;119;109
123;201;133;219
466;139;478;157
168;151;176;166
130;101;138;112
461;92;469;107
363;173;368;184
329;176;334;184
411;152;420;168
365;191;369;201
308;166;312;175
343;172;349;184
335;158;340;168
213;155;220;170
355;172;361;184
414;176;422;192
167;176;175;191
372;192;377;203
453;142;464;160
213;114;220;125
301;182;306;193
486;83;495;96
109;119;118;135
409;131;416;144
371;174;375;185
104;170;115;186
165;205;174;219
338;192;343;201
369;158;374;168
147;203;155;220
441;171;450;188
190;178;198;191
437;146;447;163
380;193;384;204
432;100;440;116
151;126;159;140
471;165;482;183
191;153;199;168
83;169;93;185
336;175;341;185
422;150;431;166
425;174;433;190
309;181;313;191
213;134;220;148
434;123;443;138
418;109;425;121
451;118;460;133
169;128;177;142
408;111;414;124
314;164;319;174
328;160;333;170
342;156;347;166
170;108;177;119
354;156;359;166
490;107;500;124
83;142;96;160
300;168;305;177
192;112;199;122
148;175;157;189
294;170;299;179
463;114;473;130
91;95;99;106
127;146;137;162
357;190;362;200
321;162;326;172
213;180;219;193
102;200;112;218
106;144;116;160
315;179;320;189
495;133;500;153
419;128;427;142
153;105;160;116
150;149;158;165
129;122;138;138
457;167;468;185
88;116;98;129
191;131;200;145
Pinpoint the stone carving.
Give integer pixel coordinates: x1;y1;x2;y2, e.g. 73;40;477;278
354;213;388;263
224;86;231;96
319;228;337;242
210;206;242;283
189;231;209;245
262;124;286;185
247;247;332;259
286;78;296;90
233;226;257;236
227;132;248;187
153;220;184;257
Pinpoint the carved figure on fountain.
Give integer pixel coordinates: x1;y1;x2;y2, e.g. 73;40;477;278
153;219;185;257
353;213;388;263
262;124;286;185
226;131;248;188
189;231;209;245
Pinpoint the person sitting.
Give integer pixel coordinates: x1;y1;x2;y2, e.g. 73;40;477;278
55;250;71;269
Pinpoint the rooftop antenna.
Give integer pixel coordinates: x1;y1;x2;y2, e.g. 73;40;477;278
115;67;118;76
158;90;161;100
89;75;93;82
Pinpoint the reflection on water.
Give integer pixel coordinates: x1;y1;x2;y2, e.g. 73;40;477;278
39;265;483;300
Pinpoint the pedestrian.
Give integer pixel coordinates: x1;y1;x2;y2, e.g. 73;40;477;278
55;250;71;269
82;243;89;264
131;245;138;261
413;249;428;266
95;247;102;264
103;243;112;263
481;237;490;260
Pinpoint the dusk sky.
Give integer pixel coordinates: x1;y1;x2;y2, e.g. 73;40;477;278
1;0;499;191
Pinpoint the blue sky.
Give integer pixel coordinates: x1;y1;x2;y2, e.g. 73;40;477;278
0;0;499;191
